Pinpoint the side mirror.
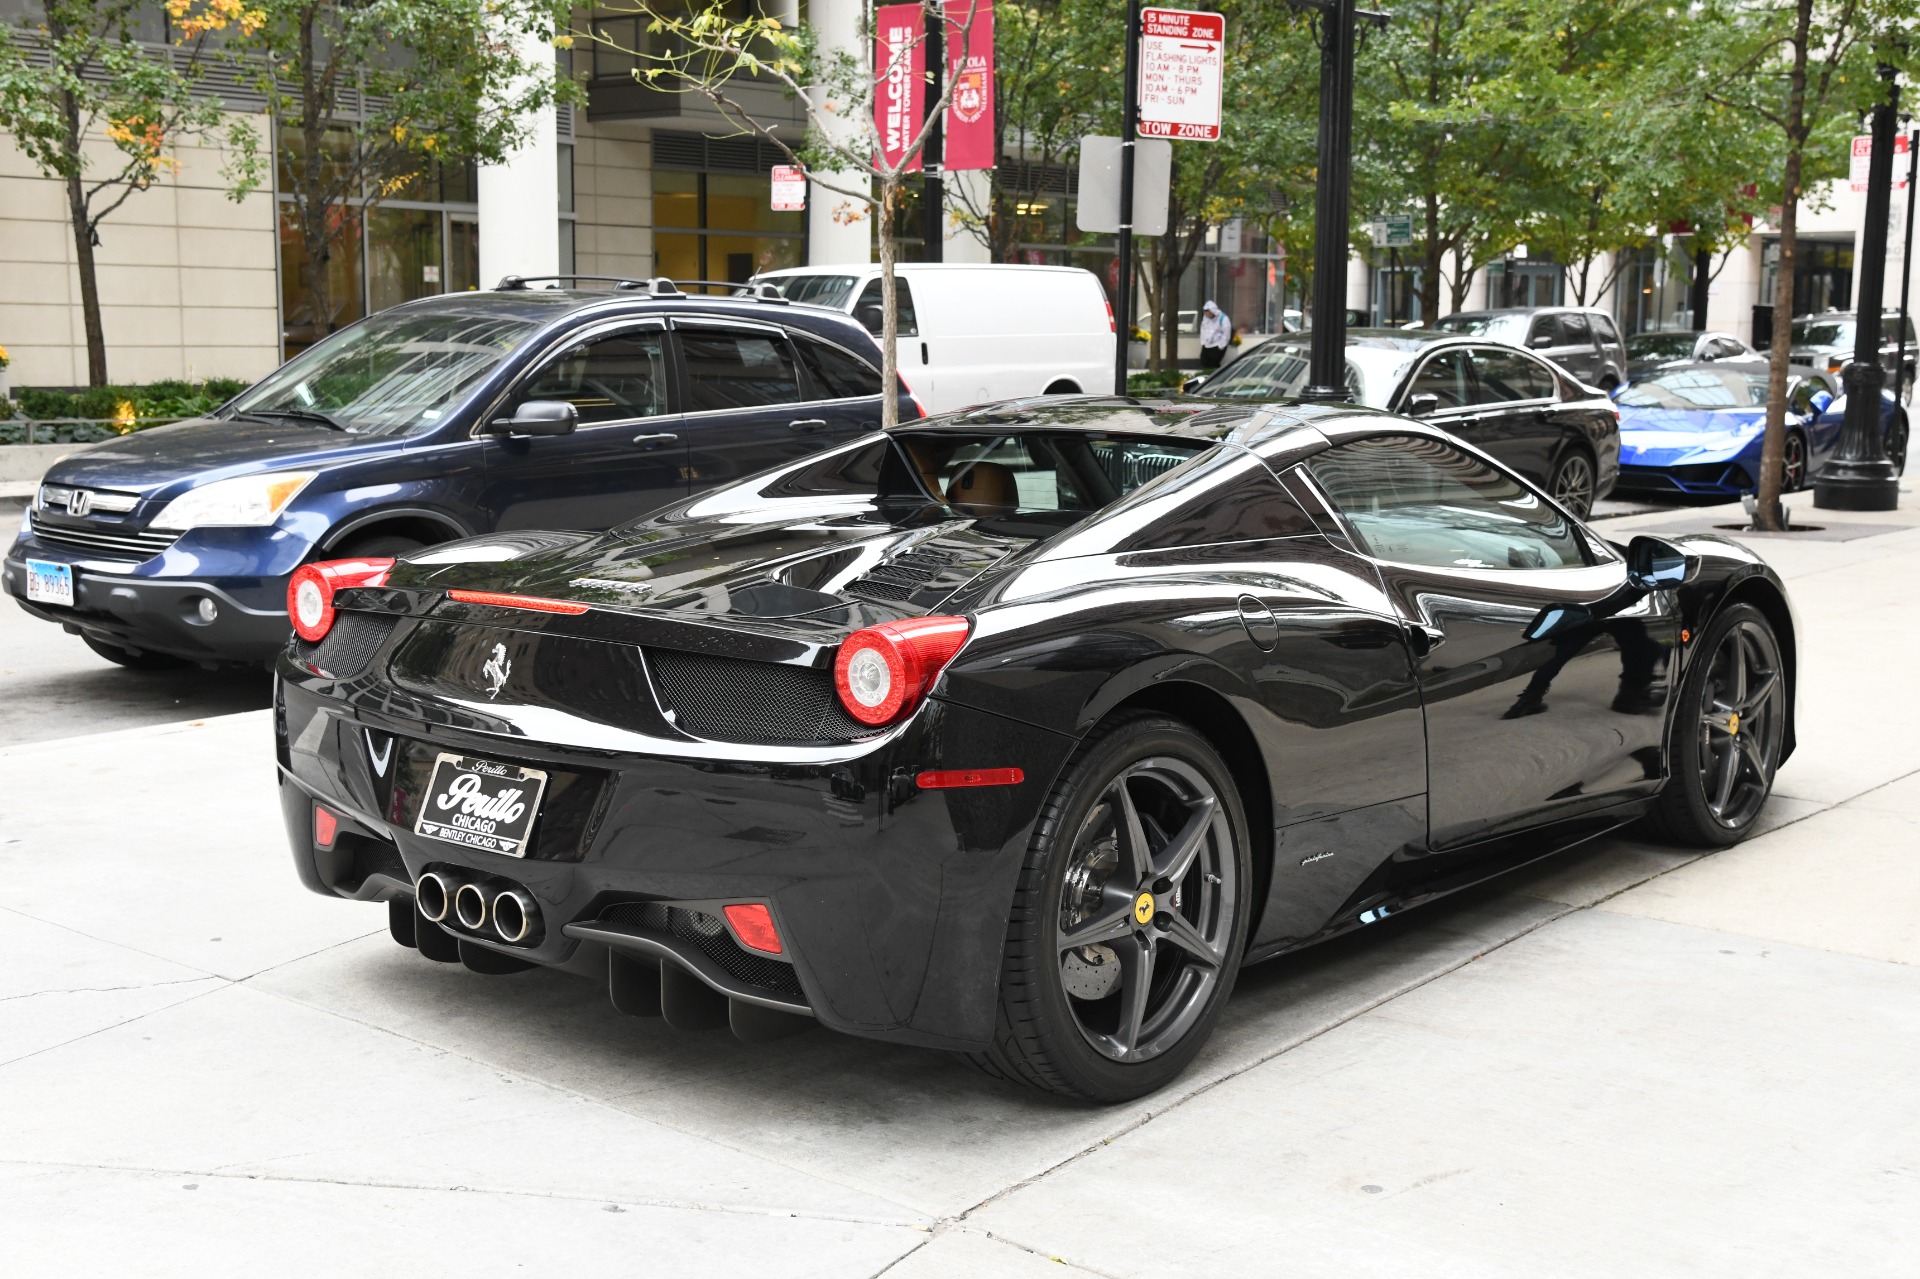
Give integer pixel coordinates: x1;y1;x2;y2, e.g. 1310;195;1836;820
1625;535;1690;592
856;303;885;334
1529;335;1555;350
489;399;578;436
1808;389;1834;416
1406;392;1440;416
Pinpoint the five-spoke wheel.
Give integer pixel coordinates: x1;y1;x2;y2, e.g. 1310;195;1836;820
1549;450;1597;517
1647;603;1786;846
970;713;1250;1102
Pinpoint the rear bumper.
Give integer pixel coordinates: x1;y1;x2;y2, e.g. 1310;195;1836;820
4;550;289;662
274;664;1077;1051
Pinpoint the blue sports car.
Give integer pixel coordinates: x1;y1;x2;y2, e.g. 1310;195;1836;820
1613;362;1908;498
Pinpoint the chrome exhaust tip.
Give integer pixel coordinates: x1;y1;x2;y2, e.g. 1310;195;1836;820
492;888;540;945
416;871;453;922
453;881;490;931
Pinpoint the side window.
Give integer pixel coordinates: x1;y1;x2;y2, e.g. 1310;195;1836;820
1307;434;1588;571
792;332;883;400
1526;317;1556;347
680;329;803;412
1122;460;1318;550
1405;351;1472;410
854;278;919;337
1557;312;1593;345
519;328;668;425
1467;347;1554;404
1591;313;1621;344
1708;338;1741;360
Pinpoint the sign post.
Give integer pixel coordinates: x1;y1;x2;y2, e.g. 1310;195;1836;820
1114;0;1144;394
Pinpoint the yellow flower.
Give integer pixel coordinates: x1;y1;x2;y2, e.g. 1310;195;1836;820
113;400;138;432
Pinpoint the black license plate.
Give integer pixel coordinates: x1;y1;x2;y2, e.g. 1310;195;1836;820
412;752;548;858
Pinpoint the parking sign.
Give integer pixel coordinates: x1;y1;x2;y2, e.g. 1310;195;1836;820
1138;8;1225;142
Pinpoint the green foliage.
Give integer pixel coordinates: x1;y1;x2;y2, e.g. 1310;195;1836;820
1127;369;1188;391
2;378;247;437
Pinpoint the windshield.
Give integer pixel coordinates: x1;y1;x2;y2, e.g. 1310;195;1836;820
1628;333;1697;359
1205;347;1366;402
760;273;860;308
1792;318;1854;348
229;308;540;435
895;431;1210;533
1617;366;1770;410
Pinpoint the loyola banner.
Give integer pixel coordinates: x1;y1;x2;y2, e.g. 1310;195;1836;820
875;4;925;172
875;1;995;173
944;0;995;172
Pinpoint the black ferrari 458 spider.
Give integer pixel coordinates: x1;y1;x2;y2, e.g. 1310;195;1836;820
275;396;1795;1102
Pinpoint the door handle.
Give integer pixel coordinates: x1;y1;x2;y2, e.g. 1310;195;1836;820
631;432;679;448
788;419;828;434
920;342;929;364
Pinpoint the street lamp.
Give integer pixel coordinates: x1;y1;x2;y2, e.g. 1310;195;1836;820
1291;0;1388;403
1815;63;1903;511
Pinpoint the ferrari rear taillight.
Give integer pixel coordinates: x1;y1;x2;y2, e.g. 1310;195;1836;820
722;903;783;955
288;557;393;642
832;615;971;726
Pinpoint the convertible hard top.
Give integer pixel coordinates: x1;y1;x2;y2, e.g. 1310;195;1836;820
888;394;1351;450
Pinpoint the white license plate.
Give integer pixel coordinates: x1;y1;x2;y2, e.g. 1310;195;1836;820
25;559;74;607
412;752;548;858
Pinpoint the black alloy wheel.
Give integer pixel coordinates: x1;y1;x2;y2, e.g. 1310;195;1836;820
1781;431;1809;492
1645;603;1785;847
1548;449;1597;517
1887;412;1909;475
967;713;1251;1103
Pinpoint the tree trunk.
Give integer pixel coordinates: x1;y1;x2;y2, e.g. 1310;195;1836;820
1754;0;1813;533
59;88;108;387
1420;195;1443;321
297;11;334;341
878;180;900;427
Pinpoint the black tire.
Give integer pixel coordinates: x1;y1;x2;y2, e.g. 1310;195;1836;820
1043;380;1081;395
965;712;1252;1103
1644;603;1786;848
82;635;188;670
331;531;425;559
1781;430;1810;492
1887;412;1909;476
1547;447;1597;517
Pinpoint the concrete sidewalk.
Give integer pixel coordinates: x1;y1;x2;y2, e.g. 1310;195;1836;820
1;490;1916;1276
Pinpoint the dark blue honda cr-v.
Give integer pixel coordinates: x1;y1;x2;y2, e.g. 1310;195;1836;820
4;278;917;668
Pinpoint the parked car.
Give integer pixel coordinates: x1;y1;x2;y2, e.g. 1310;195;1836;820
1185;329;1619;514
5;278;916;670
1612;361;1906;498
274;396;1796;1103
1626;330;1763;378
1787;309;1918;390
754;264;1113;413
1433;306;1629;390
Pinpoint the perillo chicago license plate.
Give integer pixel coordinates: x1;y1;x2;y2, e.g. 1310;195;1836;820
413;752;548;857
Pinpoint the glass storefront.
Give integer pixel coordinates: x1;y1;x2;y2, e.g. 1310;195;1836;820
1484;257;1565;309
653;167;806;289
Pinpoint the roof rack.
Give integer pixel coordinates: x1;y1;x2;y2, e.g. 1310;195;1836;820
492;275;787;302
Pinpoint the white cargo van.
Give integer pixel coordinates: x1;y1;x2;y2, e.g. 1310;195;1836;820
753;264;1115;414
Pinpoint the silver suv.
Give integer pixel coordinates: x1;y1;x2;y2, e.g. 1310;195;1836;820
1434;306;1628;391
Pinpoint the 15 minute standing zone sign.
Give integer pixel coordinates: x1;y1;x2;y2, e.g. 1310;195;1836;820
1138;8;1225;142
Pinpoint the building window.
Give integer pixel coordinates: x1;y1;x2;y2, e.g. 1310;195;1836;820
1485;257;1564;309
275;122;481;356
558;142;577;276
653;158;806;290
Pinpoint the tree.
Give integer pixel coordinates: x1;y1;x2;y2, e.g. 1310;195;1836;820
600;1;991;427
1696;0;1907;529
0;1;260;386
172;0;574;345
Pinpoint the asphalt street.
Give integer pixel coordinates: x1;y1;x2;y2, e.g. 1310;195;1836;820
0;488;1915;1275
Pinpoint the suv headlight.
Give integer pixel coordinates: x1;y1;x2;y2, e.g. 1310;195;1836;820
150;472;315;531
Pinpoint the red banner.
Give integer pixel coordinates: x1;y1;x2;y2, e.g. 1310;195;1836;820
943;1;995;171
875;4;925;173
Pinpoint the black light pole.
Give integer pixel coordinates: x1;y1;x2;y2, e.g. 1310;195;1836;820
1299;0;1359;401
1816;63;1903;510
922;11;944;263
1292;0;1385;400
1897;116;1917;403
1113;0;1142;395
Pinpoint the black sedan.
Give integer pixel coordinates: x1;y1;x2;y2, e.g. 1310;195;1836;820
1189;330;1619;515
275;397;1796;1103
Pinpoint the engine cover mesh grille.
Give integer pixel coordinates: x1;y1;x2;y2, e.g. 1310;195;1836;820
647;648;869;744
290;611;399;678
